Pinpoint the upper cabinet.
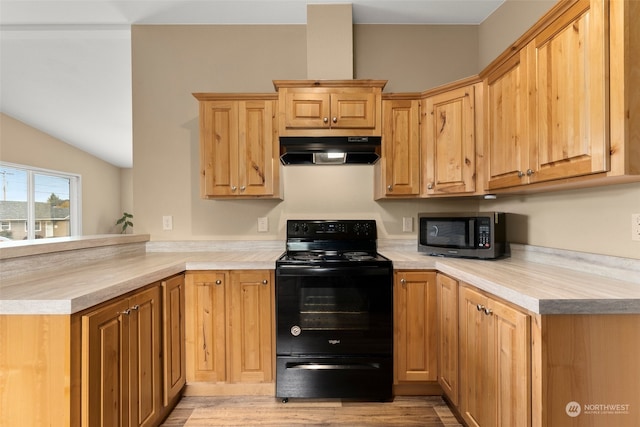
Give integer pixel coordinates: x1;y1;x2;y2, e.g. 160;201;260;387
483;0;640;192
376;96;421;198
422;83;479;196
193;94;281;199
273;80;386;137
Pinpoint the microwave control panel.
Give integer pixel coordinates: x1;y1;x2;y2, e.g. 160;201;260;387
477;218;491;248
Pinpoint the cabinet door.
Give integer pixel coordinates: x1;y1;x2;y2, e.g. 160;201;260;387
128;286;162;427
436;273;458;405
394;271;437;383
227;270;273;383
423;85;476;195
530;0;608;182
185;272;227;382
200;101;239;197
82;297;131;427
283;91;331;129
459;285;492;427
485;48;532;190
237;100;276;196
380;99;421;197
331;92;377;129
489;297;530;427
162;274;186;407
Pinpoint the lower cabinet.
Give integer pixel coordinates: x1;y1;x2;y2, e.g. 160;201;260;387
393;271;438;390
81;285;163;427
80;273;185;427
436;273;459;406
458;283;531;427
185;270;273;393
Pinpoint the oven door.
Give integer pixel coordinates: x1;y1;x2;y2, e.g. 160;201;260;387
276;263;393;356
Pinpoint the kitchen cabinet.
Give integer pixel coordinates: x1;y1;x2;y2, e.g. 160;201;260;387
185;270;274;394
393;271;437;389
193;94;280;199
483;0;640;193
273;80;386;137
376;97;421;198
485;46;532;191
458;283;530;427
436;273;459;406
81;284;163;427
422;83;478;196
161;274;186;409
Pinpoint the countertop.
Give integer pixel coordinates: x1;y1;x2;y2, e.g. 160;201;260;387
1;239;639;316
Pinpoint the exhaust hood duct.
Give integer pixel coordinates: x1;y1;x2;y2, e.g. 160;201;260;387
280;136;381;165
307;4;353;79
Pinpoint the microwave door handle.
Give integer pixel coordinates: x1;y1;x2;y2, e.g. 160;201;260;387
469;219;475;248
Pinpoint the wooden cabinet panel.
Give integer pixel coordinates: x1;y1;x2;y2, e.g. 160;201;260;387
485;49;532;190
378;99;420;197
436;273;459;405
186;272;227;382
162;274;186;407
394;271;437;383
423;85;476;195
530;0;608;183
185;270;273;387
459;284;530;427
274;80;385;137
82;285;162;427
195;95;279;199
228;270;273;383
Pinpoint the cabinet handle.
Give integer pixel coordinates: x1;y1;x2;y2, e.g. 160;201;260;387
240;185;246;192
427;183;434;190
400;278;406;286
476;304;484;311
262;279;268;285
231;185;237;192
387;185;393;191
121;308;131;315
215;279;222;285
517;171;524;178
332;117;337;123
526;169;535;176
130;304;139;311
484;307;493;316
323;117;329;123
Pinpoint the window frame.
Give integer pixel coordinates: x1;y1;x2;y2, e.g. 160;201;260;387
0;162;82;240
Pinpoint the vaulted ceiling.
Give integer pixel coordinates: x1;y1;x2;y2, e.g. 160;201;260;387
0;1;503;168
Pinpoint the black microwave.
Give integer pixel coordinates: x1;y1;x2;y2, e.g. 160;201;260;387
418;212;507;259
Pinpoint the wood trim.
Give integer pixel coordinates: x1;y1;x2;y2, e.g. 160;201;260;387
419;75;482;99
193;93;277;101
273;79;387;90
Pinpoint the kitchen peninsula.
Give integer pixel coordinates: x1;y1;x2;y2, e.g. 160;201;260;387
1;235;640;426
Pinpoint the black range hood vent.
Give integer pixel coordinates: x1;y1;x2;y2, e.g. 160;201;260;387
279;136;381;165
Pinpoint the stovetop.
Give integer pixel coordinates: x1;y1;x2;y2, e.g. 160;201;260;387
278;219;391;266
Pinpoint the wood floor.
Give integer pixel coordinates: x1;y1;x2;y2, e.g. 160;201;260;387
160;395;463;426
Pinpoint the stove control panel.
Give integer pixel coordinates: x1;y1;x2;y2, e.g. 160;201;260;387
287;220;377;239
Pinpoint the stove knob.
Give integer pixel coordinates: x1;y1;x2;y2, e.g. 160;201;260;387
290;325;302;337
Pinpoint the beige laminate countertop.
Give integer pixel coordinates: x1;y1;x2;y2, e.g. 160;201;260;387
1;244;639;316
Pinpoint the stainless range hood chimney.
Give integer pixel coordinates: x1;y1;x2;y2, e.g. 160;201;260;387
307;4;353;79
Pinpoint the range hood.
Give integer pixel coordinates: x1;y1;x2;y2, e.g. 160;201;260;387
279;136;381;165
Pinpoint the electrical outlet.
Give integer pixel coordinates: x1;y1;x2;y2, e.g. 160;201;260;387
632;213;640;241
162;215;173;231
258;217;269;232
402;217;413;232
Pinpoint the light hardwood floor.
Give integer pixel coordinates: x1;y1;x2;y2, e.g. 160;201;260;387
161;395;462;426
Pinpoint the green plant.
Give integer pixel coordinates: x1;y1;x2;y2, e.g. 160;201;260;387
116;212;133;234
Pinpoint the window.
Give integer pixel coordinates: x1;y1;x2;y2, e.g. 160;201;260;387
0;162;81;241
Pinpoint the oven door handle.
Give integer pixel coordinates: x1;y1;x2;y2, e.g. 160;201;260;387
276;266;392;276
286;362;381;370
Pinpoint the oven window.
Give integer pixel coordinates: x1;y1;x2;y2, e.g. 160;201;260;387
424;219;468;247
298;281;371;331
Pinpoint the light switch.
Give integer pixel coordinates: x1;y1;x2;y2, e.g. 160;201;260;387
162;215;173;231
402;217;413;232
